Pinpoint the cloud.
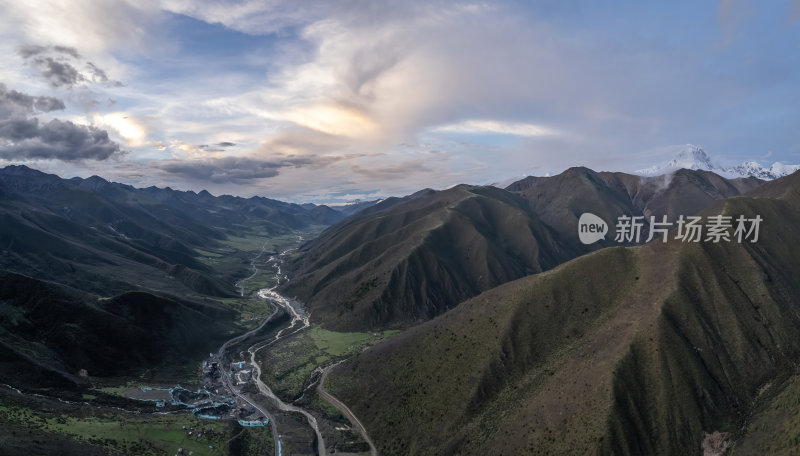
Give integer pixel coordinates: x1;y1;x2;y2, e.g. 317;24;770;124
180;141;238;154
193;1;570;152
157;154;342;183
86;62;109;83
431;120;558;137
0;83;65;117
350;159;433;180
17;43;121;88
2;1;797;201
163;140;237;159
31;57;84;87
0;118;123;161
17;44;81;59
159;0;341;35
90;112;149;146
3;1;161;55
284;104;378;139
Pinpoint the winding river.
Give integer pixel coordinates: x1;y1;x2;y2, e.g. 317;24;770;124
218;236;330;456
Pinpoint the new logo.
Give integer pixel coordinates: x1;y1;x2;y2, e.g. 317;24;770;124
578;213;607;245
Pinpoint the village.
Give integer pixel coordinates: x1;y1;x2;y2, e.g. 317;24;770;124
200;356;268;428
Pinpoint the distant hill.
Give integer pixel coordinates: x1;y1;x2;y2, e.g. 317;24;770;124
0;164;344;390
0;165;343;297
327;170;800;455
282;167;763;330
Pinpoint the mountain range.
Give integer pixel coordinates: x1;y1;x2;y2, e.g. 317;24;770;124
0;165;344;390
636;144;800;180
326;169;800;455
3;162;800;455
282;167;762;330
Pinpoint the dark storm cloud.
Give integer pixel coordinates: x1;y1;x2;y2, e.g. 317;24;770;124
0;83;66;117
32;57;84;87
0;118;123;161
17;44;121;88
191;142;237;153
17;44;81;59
53;45;81;58
86;62;108;82
158;155;339;183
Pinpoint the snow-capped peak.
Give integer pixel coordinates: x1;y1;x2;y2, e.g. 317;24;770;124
636;144;800;180
769;162;800;177
665;145;715;171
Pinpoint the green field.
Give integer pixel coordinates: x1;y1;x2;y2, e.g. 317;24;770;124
193;228;330;351
0;401;232;456
215;296;275;329
310;327;399;356
191;225;327;326
258;326;399;401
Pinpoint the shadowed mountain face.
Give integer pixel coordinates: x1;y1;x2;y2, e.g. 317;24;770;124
0;165;342;389
282;184;580;330
0;271;235;389
283;167;763;331
508;167;763;246
0;165;342;297
327;171;800;456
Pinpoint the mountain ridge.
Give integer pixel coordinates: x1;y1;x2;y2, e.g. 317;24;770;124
283;167;763;331
326;169;800;455
636;144;800;180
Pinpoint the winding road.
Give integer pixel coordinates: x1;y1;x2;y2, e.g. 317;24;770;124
216;234;368;456
317;363;378;456
2;231;379;456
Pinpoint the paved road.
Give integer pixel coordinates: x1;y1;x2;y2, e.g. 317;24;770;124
213;302;281;456
220;231;378;456
218;237;327;455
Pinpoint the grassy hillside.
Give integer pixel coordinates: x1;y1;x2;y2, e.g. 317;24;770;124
0;165;344;300
326;171;800;455
509;167;762;245
283;184;578;330
0;165;340;395
284;168;761;331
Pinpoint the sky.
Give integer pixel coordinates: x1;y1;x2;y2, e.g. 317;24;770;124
0;0;798;203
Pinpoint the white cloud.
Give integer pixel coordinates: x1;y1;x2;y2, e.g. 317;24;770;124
431;120;558;137
0;0;160;59
1;1;796;201
91;112;149;146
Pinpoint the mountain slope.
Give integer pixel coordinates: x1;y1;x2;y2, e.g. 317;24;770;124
326;170;800;455
0;165;343;391
0;165;343;297
0;271;235;389
284;167;762;331
507;167;762;240
283;184;577;330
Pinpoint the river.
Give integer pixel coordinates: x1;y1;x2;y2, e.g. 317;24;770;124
215;236;329;456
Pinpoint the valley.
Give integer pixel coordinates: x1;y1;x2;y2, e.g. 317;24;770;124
4;2;800;453
0;220;386;455
3;164;800;455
